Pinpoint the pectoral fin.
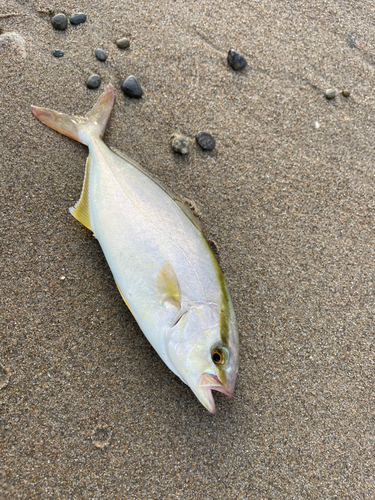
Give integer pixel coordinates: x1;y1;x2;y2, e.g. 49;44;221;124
156;261;181;310
69;155;92;231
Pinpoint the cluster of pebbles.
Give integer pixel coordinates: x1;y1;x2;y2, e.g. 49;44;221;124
50;12;135;95
170;132;216;154
49;12;250;154
49;12;352;153
51;12;87;31
325;88;350;99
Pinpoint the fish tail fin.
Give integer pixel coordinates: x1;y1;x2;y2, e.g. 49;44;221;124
31;84;115;146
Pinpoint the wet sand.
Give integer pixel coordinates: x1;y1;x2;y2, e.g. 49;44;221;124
1;1;374;498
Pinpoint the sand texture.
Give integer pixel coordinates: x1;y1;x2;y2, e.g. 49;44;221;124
1;0;374;498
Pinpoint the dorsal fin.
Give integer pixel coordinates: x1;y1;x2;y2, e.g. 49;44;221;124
156;261;181;310
174;199;202;231
69;155;92;231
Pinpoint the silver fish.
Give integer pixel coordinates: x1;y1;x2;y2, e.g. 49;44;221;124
31;85;239;413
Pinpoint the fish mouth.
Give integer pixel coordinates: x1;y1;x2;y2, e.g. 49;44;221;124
199;373;234;414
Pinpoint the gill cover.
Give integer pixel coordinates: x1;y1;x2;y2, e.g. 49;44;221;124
166;302;236;413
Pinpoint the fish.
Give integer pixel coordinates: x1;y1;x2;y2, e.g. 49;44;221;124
31;85;239;413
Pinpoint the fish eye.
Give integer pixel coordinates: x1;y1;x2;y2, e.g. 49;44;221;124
211;347;227;366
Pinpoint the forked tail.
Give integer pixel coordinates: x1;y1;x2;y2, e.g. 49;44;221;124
31;84;115;146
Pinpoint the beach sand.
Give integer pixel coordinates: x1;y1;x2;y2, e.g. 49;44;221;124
1;0;374;498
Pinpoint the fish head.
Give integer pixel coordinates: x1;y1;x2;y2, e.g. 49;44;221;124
166;302;239;413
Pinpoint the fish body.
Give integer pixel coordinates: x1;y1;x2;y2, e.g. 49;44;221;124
31;85;239;412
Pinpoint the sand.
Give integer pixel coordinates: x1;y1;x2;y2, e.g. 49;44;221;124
1;0;374;498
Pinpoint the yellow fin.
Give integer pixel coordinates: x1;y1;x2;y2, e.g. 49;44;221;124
114;279;134;315
69;155;92;231
156;261;181;309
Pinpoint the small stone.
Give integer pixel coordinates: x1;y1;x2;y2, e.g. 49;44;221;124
116;37;130;49
92;425;112;449
325;89;336;99
0;364;10;389
86;74;101;89
51;13;67;31
121;75;142;98
196;131;216;151
95;49;107;62
52;50;64;58
70;13;87;26
170;133;189;155
342;89;350;97
227;49;247;71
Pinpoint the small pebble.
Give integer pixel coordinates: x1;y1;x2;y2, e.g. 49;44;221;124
95;49;107;62
86;74;101;89
227;49;247;71
170;133;189;155
0;364;11;389
51;13;67;31
121;75;142;98
52;50;64;58
325;89;336;99
196;131;216;151
116;37;130;49
342;89;350;97
92;425;112;449
70;13;87;25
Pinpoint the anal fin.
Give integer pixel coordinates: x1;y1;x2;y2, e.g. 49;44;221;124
69;155;92;231
114;279;134;315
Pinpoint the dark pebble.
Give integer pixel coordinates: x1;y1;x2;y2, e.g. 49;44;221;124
87;74;101;89
342;89;350;97
52;50;64;58
121;75;142;98
51;13;67;31
116;38;130;49
95;49;107;62
70;13;87;25
196;131;216;150
227;49;247;71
